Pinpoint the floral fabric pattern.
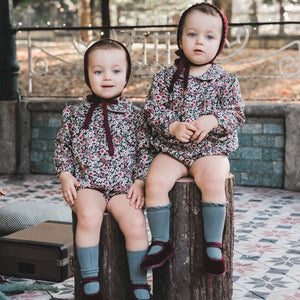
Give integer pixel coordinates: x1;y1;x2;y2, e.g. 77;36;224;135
54;97;154;197
144;63;245;166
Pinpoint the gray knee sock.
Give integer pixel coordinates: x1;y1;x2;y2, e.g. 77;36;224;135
127;249;150;300
146;204;171;255
202;202;226;260
77;245;100;295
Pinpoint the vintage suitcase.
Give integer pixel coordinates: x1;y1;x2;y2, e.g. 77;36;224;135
0;221;73;282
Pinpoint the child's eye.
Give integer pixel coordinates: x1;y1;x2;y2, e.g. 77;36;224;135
95;70;102;74
188;32;196;38
206;35;214;40
113;69;121;74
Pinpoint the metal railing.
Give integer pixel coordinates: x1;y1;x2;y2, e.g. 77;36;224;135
16;22;300;101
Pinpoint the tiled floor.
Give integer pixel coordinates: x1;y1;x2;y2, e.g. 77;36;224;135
0;174;299;299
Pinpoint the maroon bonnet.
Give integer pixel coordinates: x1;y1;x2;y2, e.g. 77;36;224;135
168;3;228;93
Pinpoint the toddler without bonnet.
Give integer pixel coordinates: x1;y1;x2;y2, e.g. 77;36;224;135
140;2;245;277
54;39;154;300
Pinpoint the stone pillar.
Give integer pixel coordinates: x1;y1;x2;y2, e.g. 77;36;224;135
284;103;300;191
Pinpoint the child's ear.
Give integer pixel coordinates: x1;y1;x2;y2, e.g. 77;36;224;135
178;40;182;49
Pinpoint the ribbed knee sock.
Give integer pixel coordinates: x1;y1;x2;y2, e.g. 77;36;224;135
77;245;100;295
146;204;171;255
202;202;226;259
127;249;150;300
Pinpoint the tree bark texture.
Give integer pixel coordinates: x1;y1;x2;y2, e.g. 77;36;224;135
153;174;234;300
101;0;110;38
78;0;92;42
72;212;130;300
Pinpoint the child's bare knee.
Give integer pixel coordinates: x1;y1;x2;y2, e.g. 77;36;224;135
146;174;169;192
125;219;147;241
195;173;225;192
77;210;102;230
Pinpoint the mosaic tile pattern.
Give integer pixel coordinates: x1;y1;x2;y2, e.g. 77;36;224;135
0;175;299;299
233;186;300;299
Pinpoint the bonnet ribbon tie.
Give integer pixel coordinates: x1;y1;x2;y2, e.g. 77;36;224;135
168;49;190;93
82;93;119;156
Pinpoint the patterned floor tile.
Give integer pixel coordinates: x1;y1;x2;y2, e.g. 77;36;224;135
237;273;299;295
265;251;300;269
1;175;300;299
233;281;251;299
265;290;300;300
234;238;285;260
286;266;300;283
233;257;270;277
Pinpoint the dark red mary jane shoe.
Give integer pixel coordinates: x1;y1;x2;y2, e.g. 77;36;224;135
130;283;153;300
81;276;105;300
140;240;175;270
203;242;225;277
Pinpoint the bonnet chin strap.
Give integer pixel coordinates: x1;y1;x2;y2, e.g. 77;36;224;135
168;49;215;93
82;93;120;157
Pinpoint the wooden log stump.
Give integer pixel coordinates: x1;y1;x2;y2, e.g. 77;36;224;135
153;173;234;300
72;212;130;300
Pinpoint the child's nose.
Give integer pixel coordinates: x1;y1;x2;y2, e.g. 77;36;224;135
196;36;204;45
103;71;111;80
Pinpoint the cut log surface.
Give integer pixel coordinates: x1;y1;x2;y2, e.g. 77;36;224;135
153;174;234;300
72;174;234;300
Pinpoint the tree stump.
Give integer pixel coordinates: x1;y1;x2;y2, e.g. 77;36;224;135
153;174;234;300
72;212;130;300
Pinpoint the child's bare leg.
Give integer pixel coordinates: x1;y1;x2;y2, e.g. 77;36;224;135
190;155;230;203
190;155;230;276
72;189;107;247
72;189;106;295
107;194;149;300
107;194;148;250
141;153;188;268
146;153;188;206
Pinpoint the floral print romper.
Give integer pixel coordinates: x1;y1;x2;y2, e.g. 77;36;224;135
54;97;154;201
144;63;245;168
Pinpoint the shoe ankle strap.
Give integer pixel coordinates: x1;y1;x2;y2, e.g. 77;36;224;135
81;276;100;285
205;242;225;250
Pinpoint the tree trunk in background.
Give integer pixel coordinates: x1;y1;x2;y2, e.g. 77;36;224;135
0;0;19;100
78;0;92;42
90;0;95;26
221;0;232;24
278;0;285;35
213;0;232;39
249;0;259;36
101;0;110;38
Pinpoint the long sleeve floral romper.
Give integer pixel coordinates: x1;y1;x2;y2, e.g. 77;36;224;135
54;97;154;201
144;63;245;168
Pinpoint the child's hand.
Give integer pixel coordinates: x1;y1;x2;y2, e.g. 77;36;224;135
127;179;145;210
169;121;197;143
59;172;80;206
191;115;218;143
